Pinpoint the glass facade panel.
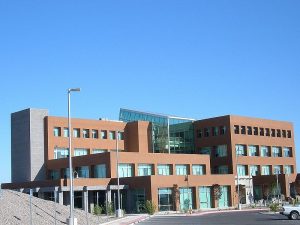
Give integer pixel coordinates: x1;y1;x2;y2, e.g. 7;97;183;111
118;163;133;177
138;164;153;176
157;164;171;175
218;186;229;208
250;165;259;176
272;147;281;157
199;186;212;209
260;146;270;157
216;145;227;157
158;188;173;211
179;188;193;210
78;166;89;178
176;165;188;175
235;145;246;156
192;165;204;175
261;165;270;175
217;165;229;174
94;164;106;178
74;148;88;156
54;147;69;159
237;165;247;176
283;147;292;157
284;165;292;174
248;145;258;156
273;165;281;174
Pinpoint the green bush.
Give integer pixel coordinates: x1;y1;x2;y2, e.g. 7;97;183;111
93;204;103;215
106;201;115;215
269;203;280;212
145;200;156;215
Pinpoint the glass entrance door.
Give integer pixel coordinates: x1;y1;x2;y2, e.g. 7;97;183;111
199;186;212;209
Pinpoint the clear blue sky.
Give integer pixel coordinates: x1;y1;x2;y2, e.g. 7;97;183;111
0;1;299;183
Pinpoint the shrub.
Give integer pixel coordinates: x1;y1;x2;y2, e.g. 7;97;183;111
105;201;115;215
145;200;156;215
93;204;103;215
269;203;280;212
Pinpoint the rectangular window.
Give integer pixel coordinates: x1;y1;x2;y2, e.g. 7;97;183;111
261;165;271;175
253;127;258;135
273;165;281;174
241;126;246;134
283;147;292;157
101;130;107;139
197;129;202;138
220;126;226;135
82;129;90;138
248;145;258;156
272;146;281;157
247;126;252;135
284;165;292;174
63;168;70;178
176;164;188;175
212;127;219;136
92;129;98;139
77;166;89;178
74;148;88;156
217;165;228;174
259;127;264;136
250;165;259;176
276;129;281;137
92;149;107;154
260;146;270;157
192;165;205;175
158;188;173;211
216;145;227;157
54;147;68;159
50;170;60;180
199;186;212;209
199;147;211;155
109;131;116;140
73;128;80;138
118;131;124;140
282;130;287;138
94;164;106;178
53;127;61;137
204;128;209;137
138;164;153;176
118;164;133;177
63;128;69;137
236;144;246;156
265;128;270;136
234;125;239;134
287;130;292;138
237;165;247;176
179;188;193;210
157;164;171;175
271;129;276;137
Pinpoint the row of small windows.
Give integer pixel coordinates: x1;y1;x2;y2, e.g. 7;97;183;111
50;163;206;179
53;127;124;140
235;145;293;157
54;147;115;159
233;125;292;138
196;126;226;138
236;164;294;176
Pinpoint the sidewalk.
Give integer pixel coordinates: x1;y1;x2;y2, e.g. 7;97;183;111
101;214;150;225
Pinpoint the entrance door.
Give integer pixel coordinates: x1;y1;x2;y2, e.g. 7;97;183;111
199;186;212;209
218;186;229;208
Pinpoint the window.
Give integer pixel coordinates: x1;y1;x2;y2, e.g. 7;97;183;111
109;131;116;140
101;130;107;139
118;131;124;140
82;129;89;138
196;129;202;138
212;127;219;136
276;129;281;137
63;128;69;137
63;168;70;178
204;128;209;137
192;165;204;175
199;147;211;155
54;147;68;159
53;127;61;137
259;128;264;136
253;127;258;135
250;165;259;176
176;165;188;175
216;145;227;157
283;147;292;157
118;164;133;177
260;146;270;157
282;130;287;138
92;129;98;139
261;165;271;175
157;164;171;175
273;165;281;174
236;144;246;156
234;125;239;134
216;165;228;174
73;128;80;138
220;126;226;135
287;130;292;138
241;126;246;134
138;164;153;176
199;186;212;209
284;165;293;174
158;188;173;211
265;128;270;136
271;129;276;137
237;165;247;176
92;149;107;154
50;170;60;180
94;164;106;178
77;166;89;178
74;148;88;156
247;126;252;135
248;145;258;156
272;147;281;157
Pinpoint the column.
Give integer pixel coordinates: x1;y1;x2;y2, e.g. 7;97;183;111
82;187;88;212
58;191;64;205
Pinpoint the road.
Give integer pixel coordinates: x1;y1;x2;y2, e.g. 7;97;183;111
138;211;298;225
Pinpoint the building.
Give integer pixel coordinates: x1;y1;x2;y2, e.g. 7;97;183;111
2;108;297;213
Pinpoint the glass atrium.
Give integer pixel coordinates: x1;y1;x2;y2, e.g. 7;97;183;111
119;108;195;154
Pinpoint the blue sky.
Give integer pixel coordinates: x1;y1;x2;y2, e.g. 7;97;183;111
0;1;300;183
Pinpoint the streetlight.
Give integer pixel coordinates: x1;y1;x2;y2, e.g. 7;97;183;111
116;131;123;217
236;146;241;210
67;88;80;225
275;168;280;204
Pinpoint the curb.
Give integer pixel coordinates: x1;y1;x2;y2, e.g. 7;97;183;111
187;208;267;217
125;215;151;225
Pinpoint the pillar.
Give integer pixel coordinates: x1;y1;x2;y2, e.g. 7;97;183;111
58;191;64;205
82;187;88;212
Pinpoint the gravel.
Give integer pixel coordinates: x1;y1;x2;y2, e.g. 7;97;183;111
0;189;116;225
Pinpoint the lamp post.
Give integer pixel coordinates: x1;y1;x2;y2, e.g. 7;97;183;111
116;131;122;217
275;168;280;204
67;88;80;225
236;146;241;210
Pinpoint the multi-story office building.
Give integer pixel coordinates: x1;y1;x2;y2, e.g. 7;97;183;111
2;108;297;213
